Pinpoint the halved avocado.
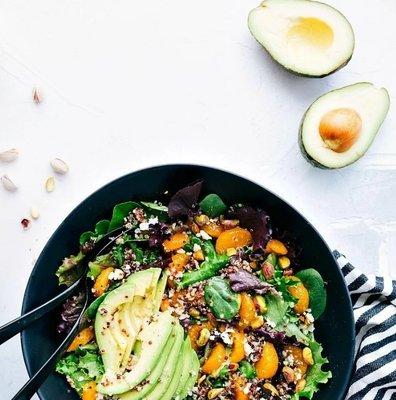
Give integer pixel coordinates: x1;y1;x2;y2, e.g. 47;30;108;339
173;338;194;399
248;0;355;77
299;82;390;168
178;347;200;399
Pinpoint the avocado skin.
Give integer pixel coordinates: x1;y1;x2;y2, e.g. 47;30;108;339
247;1;355;79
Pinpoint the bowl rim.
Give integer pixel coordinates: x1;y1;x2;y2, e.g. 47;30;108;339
20;163;355;400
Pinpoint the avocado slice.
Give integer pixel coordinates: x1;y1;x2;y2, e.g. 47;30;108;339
117;324;177;400
248;0;355;77
95;282;136;373
143;322;184;400
173;337;193;399
178;346;200;399
98;311;174;395
299;82;390;168
296;268;327;319
153;270;169;312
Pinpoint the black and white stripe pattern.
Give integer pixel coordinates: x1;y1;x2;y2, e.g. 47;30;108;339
333;250;396;400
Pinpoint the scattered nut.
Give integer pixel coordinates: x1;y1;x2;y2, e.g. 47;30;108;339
263;383;279;396
1;175;18;192
207;388;225;399
282;366;296;383
262;260;275;279
189;307;200;318
195;214;210;227
251;315;264;329
0;148;19;162
45;176;55;192
30;206;40;220
226;247;237;257
295;379;306;392
279;256;291;269
197;328;210;347
220;219;239;229
50;158;69;175
21;218;31;230
32;87;43;104
303;347;314;365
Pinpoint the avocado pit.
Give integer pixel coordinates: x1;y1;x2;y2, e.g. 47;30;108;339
319;108;362;153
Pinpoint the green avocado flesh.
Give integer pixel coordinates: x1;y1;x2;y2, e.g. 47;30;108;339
94;267;199;398
296;269;327;319
248;0;355;77
300;82;390;168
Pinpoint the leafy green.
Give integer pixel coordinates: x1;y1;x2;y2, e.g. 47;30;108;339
56;344;104;394
179;241;229;288
296;269;327;319
204;277;239;321
85;293;108;320
87;253;115;279
56;251;85;286
108;201;140;231
265;294;309;344
141;201;168;213
211;366;230;387
199;194;227;217
239;361;256;380
291;341;332;399
80;220;110;245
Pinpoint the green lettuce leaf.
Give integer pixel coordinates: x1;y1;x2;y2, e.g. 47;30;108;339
87;253;115;279
56;344;104;394
55;251;85;286
291;341;332;399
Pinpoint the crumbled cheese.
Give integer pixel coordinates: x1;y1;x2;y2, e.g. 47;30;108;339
193;243;202;252
109;269;125;281
148;216;159;225
220;331;233;345
243;339;254;356
198;230;211;240
139;222;150;231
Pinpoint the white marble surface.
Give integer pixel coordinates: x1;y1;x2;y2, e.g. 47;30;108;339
0;0;395;398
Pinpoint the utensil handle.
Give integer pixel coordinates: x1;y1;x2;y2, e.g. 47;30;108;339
12;291;89;400
0;276;81;345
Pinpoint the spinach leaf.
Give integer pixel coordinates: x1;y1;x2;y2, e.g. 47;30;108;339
141;201;168;213
108;201;140;231
199;194;227;217
85;294;108;320
179;241;229;288
204;277;239;321
80;220;110;245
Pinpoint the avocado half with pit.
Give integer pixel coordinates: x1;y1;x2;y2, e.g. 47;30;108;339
299;82;390;169
248;0;355;77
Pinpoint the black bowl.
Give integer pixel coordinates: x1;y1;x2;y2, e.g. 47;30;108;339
21;164;355;400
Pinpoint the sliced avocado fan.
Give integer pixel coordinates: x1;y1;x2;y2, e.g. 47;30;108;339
248;0;355;77
300;82;390;168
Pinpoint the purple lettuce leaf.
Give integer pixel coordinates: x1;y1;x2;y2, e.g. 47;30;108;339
168;181;203;219
57;292;85;336
255;327;288;344
228;269;275;295
148;222;171;247
228;205;271;250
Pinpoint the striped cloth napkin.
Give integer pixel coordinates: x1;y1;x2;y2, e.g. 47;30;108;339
333;250;396;400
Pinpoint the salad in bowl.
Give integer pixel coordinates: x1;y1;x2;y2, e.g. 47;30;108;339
55;180;331;400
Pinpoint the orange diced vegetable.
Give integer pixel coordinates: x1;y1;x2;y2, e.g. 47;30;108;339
193;250;204;261
255;342;279;379
82;381;97;400
202;343;227;375
239;293;257;328
230;330;245;363
265;239;287;255
67;326;94;352
163;232;189;252
288;277;310;314
283;345;308;374
203;222;223;238
234;375;249;400
215;228;252;254
170;253;190;273
92;267;114;297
